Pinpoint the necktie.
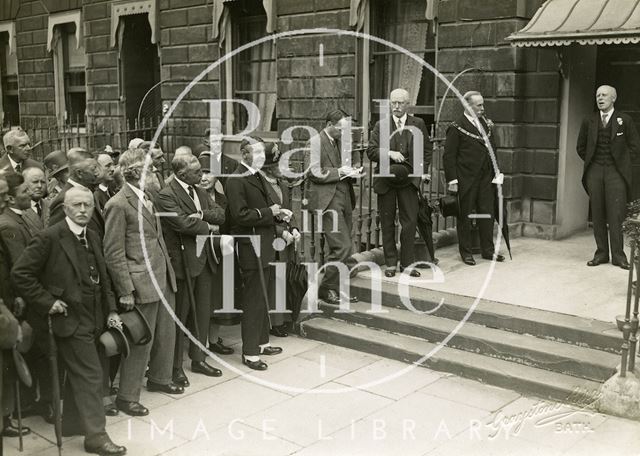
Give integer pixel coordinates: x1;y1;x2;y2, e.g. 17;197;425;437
144;195;153;213
187;186;195;200
601;113;608;128
395;120;402;131
77;232;88;249
35;201;42;217
14;163;21;174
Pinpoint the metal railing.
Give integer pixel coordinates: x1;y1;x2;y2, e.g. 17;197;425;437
621;235;640;377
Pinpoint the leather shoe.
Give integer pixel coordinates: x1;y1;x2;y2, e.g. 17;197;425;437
482;254;505;262
2;421;31;438
613;260;631;270
462;256;476;266
242;356;268;371
385;268;396;277
172;367;190;387
260;346;283;356
147;380;184;395
191;361;222;377
323;289;357;305
400;267;421;277
270;325;289;337
85;439;127;456
104;402;119;416
209;337;234;355
115;398;149;417
587;258;609;266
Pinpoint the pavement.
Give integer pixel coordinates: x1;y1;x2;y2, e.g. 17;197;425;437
6;328;640;456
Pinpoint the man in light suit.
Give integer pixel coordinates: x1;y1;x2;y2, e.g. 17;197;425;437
0;129;42;175
22;167;50;236
304;109;362;304
12;187;126;456
368;88;432;277
156;155;226;386
577;85;640;270
104;149;183;417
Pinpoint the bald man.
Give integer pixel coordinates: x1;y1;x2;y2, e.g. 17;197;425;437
577;85;640;270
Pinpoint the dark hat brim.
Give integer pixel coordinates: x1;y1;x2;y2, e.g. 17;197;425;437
120;307;152;346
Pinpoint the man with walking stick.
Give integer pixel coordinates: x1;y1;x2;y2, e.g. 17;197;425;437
227;137;284;371
11;187;126;455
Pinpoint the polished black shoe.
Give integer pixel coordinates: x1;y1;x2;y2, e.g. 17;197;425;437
260;346;283;356
172;367;190;387
482;254;505;262
191;361;222;377
613;260;631;270
384;268;396;277
115;399;149;417
146;380;184;395
400;267;421;277
104;402;119;417
462;256;476;266
587;258;609;267
323;289;358;305
270;324;289;337
242;356;268;371
1;421;31;438
209;337;234;355
85;439;127;456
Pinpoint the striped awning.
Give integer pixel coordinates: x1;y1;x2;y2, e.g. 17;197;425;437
507;0;640;47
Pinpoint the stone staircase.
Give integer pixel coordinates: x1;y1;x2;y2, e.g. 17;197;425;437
299;276;622;406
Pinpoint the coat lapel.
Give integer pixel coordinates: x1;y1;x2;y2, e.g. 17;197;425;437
321;131;339;168
123;185;157;230
610;110;619;140
59;226;82;281
169;179;197;213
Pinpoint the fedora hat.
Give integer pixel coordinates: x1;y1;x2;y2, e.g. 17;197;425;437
43;150;68;177
439;194;460;218
13;348;33;387
119;307;152;346
99;326;130;358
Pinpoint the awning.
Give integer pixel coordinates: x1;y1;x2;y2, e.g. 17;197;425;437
507;0;640;47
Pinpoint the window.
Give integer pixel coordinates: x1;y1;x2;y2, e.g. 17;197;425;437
0;29;18;126
370;0;436;129
51;20;86;127
226;0;276;135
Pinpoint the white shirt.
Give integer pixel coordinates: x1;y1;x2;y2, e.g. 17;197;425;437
65;216;86;237
98;183;109;193
10;207;23;216
67;178;89;190
600;108;614;125
174;176;202;212
127;183;153;212
8;155;20;172
30;200;41;212
464;112;484;131
393;113;407;130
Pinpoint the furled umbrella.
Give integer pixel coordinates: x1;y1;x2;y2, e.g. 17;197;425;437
494;188;512;259
47;316;63;456
416;191;437;264
285;248;308;324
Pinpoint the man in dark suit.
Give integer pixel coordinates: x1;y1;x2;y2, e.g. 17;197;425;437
368;88;432;277
194;139;239;189
48;149;104;237
94;152;116;212
226;137;284;371
305;109;362;304
444;90;503;266
11;187;126;456
155;155;226;386
43;149;69;202
0;129;42;174
22;166;50;236
577;85;640;270
104;149;183;417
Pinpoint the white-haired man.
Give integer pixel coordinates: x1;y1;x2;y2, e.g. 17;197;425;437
0;129;42;174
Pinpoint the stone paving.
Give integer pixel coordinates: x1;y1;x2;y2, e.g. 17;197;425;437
6;330;640;456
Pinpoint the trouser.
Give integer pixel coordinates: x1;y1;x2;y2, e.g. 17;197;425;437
241;267;272;357
118;290;176;402
319;188;353;296
585;162;627;263
379;185;419;267
174;270;213;368
457;172;495;258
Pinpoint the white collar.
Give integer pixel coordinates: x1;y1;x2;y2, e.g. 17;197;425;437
30;199;40;210
8;155;20;171
600;108;614;121
392;113;408;127
98;183;109;192
464;112;481;125
323;130;336;145
126;182;146;201
174;176;192;192
67;178;88;190
9;207;22;216
65;216;85;236
241;162;258;175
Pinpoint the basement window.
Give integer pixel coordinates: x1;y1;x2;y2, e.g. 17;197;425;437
0;27;18;127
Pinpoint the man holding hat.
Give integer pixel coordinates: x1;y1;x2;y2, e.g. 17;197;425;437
12;187;127;456
368;88;431;277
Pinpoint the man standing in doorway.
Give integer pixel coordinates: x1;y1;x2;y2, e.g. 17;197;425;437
577;84;640;270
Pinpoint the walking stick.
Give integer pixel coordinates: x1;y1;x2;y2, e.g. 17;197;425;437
47;316;63;456
252;228;272;330
15;380;23;452
178;234;200;342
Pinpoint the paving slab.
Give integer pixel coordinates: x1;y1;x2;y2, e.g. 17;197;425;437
420;375;521;412
295;343;379;373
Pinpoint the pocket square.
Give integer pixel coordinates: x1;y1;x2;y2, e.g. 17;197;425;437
617;132;624;136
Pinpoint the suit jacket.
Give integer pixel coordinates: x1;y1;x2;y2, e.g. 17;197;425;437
304;130;356;212
155;179;225;280
93;187;112;215
103;184;177;303
0;209;32;264
48;182;105;237
0;155;42;174
11;221;116;337
226;165;279;270
443;115;497;196
577;110;640;195
367;115;432;194
22;199;50;236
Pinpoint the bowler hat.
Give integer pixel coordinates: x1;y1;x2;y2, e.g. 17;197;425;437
15;320;34;354
12;348;32;387
119;307;152;346
43;150;68;177
439;194;460;218
389;163;411;187
99;326;130;358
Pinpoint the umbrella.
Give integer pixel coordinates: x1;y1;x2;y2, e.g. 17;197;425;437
285;248;308;323
12;347;32;452
493;188;512;259
416;191;437;264
47;316;63;456
178;234;201;342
